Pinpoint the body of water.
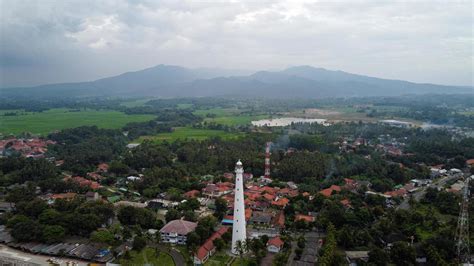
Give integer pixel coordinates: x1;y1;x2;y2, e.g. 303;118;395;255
251;117;329;127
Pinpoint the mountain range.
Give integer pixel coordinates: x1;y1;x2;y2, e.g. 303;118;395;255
1;65;472;98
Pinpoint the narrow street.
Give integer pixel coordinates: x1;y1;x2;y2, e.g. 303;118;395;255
154;245;186;266
398;174;461;210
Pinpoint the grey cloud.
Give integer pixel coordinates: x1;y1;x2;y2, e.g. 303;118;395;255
0;0;472;88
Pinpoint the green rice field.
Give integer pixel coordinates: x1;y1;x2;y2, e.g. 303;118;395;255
194;108;269;126
137;127;244;142
0;108;155;135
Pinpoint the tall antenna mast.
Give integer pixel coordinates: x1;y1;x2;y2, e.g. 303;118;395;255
455;176;471;263
264;142;271;179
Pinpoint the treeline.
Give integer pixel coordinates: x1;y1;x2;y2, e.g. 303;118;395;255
5;198;114;243
0;97;126;112
47;126;127;175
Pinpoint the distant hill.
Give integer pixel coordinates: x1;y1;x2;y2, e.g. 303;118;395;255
1;65;472;98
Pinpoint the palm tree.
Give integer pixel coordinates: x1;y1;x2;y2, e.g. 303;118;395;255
235;239;248;265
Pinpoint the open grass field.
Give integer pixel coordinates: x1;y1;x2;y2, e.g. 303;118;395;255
137;127;244;142
286;107;422;125
204;251;232;266
119;248;175;266
194;107;270;126
231;257;254;266
0;108;155;135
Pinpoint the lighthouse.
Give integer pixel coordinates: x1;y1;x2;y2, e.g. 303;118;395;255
231;160;247;254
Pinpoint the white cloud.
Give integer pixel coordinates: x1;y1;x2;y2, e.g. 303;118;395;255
65;15;124;49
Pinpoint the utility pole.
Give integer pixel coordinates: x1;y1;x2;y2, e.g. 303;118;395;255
455;176;470;263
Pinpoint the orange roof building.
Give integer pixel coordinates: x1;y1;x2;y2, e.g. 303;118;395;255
340;199;352;208
271;197;289;208
267;236;284;253
194;226;230;264
319;185;341;197
295;214;315;223
184;190;200;199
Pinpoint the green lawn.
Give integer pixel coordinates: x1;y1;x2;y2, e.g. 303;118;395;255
204;251;231;266
193;107;270;126
0;108;155;135
119;248;175;266
231;257;254;266
137;127;244;142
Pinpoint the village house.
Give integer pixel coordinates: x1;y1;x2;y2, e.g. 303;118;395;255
295;214;315;223
160;219;197;245
466;159;474;168
267;236;284;253
345;251;369;266
202;183;233;198
273;211;285;229
250;211;273;226
319;185;341;197
184;189;200;199
97;163;109;173
87;172;105;181
42;192;77;204
340;199;352;209
0;138;55;158
64;176;101;190
271;197;290;208
193;227;229;265
86;191;100;201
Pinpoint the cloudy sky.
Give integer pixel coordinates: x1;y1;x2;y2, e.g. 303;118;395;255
0;0;472;87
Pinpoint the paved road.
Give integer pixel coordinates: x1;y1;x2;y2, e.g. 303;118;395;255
291;231;323;266
0;244;89;266
398;175;462;210
156;245;186;266
260;253;274;266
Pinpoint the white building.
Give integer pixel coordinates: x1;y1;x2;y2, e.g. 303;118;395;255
267;236;284;253
231;160;247;254
159;219;197;245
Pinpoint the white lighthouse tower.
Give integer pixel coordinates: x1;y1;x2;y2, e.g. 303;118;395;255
231;160;247;254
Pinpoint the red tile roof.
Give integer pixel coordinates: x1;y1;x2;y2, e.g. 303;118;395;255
195;227;230;261
263;193;275;201
51;192;77;200
267;236;284;248
466;159;474;165
319;185;341;197
184;190;200;198
274;211;285;228
344;178;355;185
245;208;252;221
295;214;315;222
260;186;278;194
97;163;109;172
340;199;351;207
271;197;289;207
196;246;209;261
